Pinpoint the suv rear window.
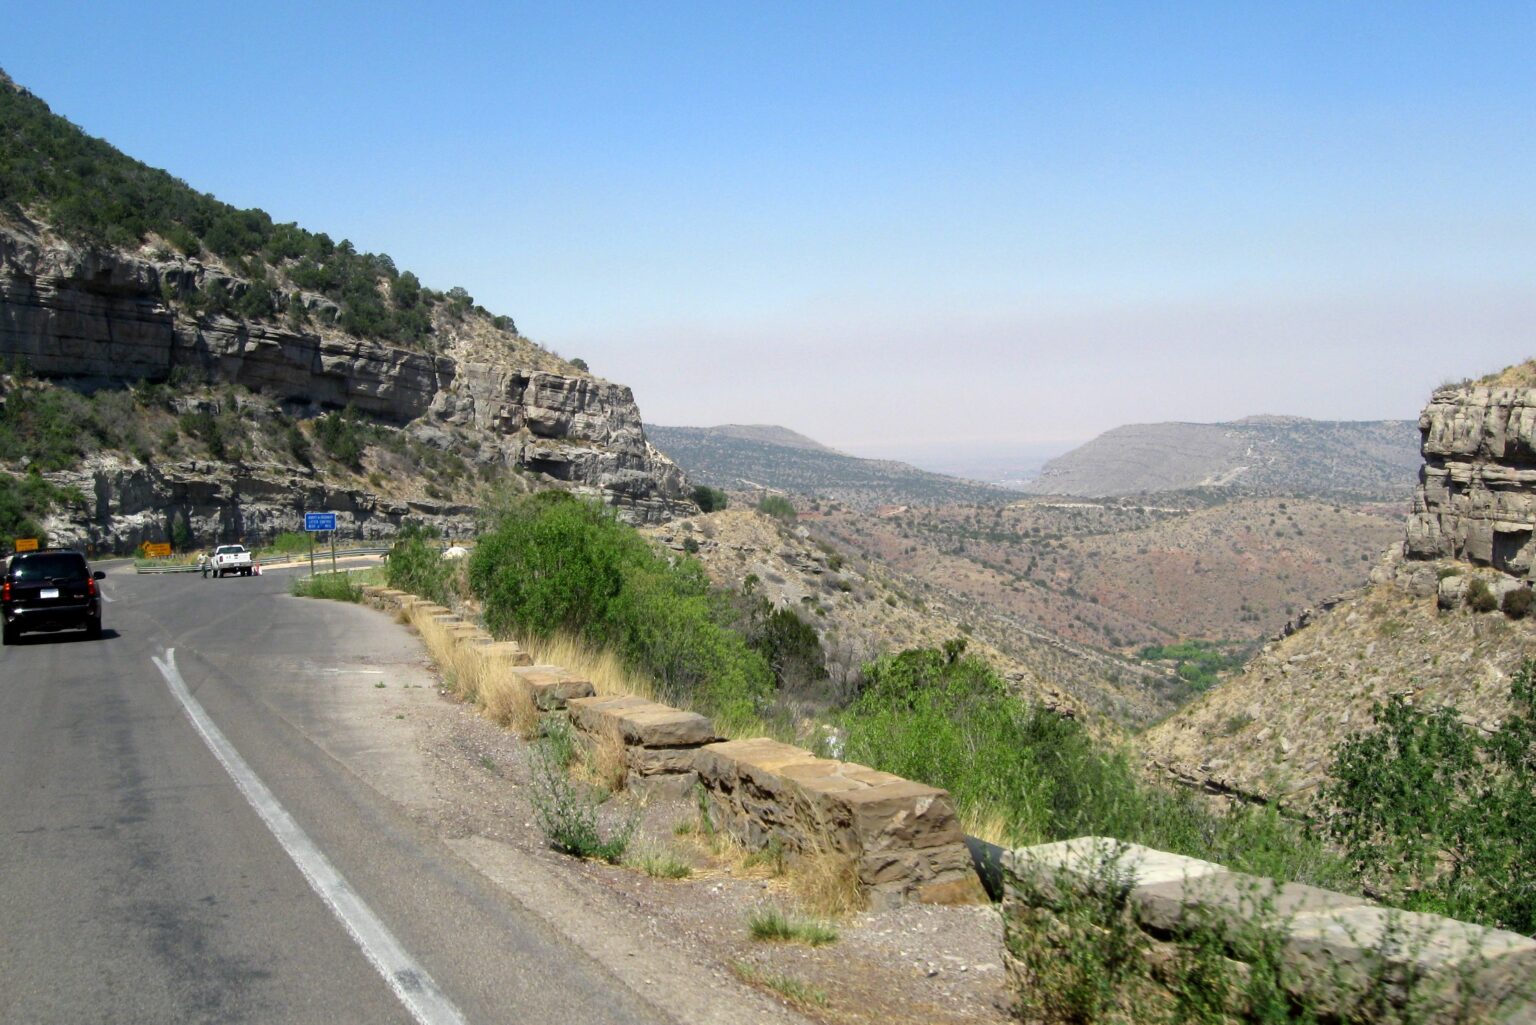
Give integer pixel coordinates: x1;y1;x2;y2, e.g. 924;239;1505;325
9;552;88;581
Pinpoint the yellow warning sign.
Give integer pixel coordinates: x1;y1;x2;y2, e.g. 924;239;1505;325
14;537;39;552
142;542;172;558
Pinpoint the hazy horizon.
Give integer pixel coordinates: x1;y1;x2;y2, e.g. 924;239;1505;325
6;3;1532;452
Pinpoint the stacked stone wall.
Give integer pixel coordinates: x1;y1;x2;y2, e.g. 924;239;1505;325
361;584;986;910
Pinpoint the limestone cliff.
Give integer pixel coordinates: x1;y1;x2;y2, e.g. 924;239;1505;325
0;220;691;547
1405;378;1536;576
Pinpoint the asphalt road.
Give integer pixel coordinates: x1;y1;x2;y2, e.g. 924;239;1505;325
0;564;671;1025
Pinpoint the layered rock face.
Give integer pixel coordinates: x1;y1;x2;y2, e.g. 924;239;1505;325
1405;384;1536;576
1;225;691;539
43;453;482;554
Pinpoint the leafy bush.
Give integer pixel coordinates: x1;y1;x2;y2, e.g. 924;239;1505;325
1504;587;1533;619
756;494;796;522
0;383;93;470
1139;640;1246;692
314;406;368;468
691;485;728;512
527;717;634;862
1324;661;1536;934
384;525;455;606
469;492;771;728
1466;576;1498;613
839;647;1350;887
0;470;79;542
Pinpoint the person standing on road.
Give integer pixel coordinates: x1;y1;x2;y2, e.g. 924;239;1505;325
198;552;209;578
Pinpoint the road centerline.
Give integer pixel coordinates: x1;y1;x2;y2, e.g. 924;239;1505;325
151;647;469;1025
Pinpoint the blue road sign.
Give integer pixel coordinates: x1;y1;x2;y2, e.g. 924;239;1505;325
304;512;337;532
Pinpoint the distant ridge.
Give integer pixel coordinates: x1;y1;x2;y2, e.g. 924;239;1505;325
1022;417;1421;500
649;424;1009;508
702;424;841;454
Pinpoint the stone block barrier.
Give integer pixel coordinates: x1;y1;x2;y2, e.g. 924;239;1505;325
511;666;596;709
361;585;988;909
696;737;987;910
568;694;720;795
1003;837;1536;1023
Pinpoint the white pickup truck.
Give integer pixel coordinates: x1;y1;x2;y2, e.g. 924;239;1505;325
212;544;254;577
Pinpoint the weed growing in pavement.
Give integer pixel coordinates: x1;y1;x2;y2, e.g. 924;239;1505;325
747;907;838;946
627;847;693;880
527;716;634;863
730;962;828;1009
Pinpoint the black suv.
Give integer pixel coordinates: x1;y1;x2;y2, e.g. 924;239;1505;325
2;550;105;644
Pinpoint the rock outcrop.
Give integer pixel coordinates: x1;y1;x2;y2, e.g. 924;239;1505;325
40;453;482;554
1;223;692;538
1406;382;1536;576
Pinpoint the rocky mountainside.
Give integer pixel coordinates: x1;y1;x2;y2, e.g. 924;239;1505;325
648;424;1009;509
0;68;689;550
1141;367;1536;804
1023;416;1421;500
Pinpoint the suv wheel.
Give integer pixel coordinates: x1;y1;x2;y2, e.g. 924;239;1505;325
86;615;102;639
2;621;15;646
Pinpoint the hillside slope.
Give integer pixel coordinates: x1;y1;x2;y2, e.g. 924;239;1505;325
1140;573;1536;806
649;424;1008;509
1142;368;1536;804
1024;417;1420;500
0;68;690;549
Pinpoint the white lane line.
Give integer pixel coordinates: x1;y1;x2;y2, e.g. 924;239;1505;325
151;648;469;1025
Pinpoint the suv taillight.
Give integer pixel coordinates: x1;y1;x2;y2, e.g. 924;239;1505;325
86;578;97;597
1;580;9;602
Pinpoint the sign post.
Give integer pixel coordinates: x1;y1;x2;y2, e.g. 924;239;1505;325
304;512;337;577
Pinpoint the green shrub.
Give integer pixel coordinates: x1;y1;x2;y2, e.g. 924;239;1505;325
527;718;633;863
267;530;312;556
0;470;78;542
469;492;771;729
384;525;455;605
1504;587;1533;619
1324;660;1536;934
839;647;1349;888
756;494;796;522
1139;640;1246;692
314;406;367;468
1466;576;1498;612
691;485;728;512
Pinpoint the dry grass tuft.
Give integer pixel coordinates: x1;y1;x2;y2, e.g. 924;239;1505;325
514;631;659;703
960;806;1014;848
579;722;629;793
481;675;539;738
407;606;542;737
789;846;866;918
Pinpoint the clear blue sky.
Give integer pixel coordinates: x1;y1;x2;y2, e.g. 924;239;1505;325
6;2;1534;460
